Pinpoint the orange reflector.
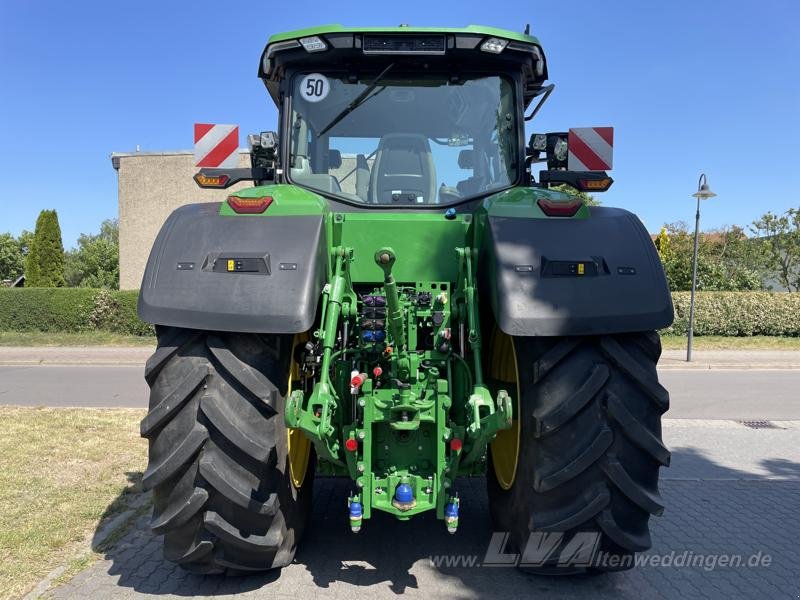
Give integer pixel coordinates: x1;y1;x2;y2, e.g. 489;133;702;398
194;173;230;188
578;178;613;191
226;195;273;214
537;197;583;217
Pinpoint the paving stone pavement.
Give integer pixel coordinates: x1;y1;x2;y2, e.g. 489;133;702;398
48;423;800;600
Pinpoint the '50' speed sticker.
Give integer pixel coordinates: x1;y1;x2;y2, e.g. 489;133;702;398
299;73;330;103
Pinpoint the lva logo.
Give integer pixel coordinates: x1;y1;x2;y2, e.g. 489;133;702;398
483;532;601;568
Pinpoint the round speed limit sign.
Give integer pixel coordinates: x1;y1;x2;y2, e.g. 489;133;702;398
299;73;330;103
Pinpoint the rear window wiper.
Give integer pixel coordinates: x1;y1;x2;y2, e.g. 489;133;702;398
317;63;395;137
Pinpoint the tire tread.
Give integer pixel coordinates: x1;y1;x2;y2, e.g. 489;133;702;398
488;331;669;574
140;328;311;575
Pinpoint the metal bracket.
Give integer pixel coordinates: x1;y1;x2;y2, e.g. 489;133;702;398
524;83;555;122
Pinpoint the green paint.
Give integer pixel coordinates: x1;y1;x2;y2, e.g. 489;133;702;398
268;24;539;46
335;213;471;283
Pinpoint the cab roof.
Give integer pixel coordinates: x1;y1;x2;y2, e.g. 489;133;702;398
259;24;548;108
267;24;540;46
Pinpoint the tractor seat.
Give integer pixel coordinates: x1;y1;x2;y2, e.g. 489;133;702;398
455;149;485;197
369;134;437;204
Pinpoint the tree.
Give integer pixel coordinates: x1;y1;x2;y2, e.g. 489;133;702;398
552;184;600;206
751;207;800;292
17;230;34;256
25;210;66;287
653;227;671;260
0;233;25;281
655;222;762;292
65;219;119;289
706;225;764;291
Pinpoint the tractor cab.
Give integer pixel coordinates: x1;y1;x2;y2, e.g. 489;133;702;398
258;26;547;206
198;25;611;201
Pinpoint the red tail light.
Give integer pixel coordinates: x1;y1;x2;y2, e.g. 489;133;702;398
226;195;273;214
537;197;582;217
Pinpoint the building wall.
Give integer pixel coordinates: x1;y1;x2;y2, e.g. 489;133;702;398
114;151;251;290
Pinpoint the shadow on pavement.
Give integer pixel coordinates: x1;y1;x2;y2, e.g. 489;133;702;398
91;470;144;542
666;445;800;482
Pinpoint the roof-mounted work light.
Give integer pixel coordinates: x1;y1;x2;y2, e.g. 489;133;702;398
299;36;327;52
480;37;508;53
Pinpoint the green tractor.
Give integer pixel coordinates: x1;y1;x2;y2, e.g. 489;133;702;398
138;24;673;575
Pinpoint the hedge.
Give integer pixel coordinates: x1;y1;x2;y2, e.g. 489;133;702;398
662;292;800;337
0;289;798;338
0;288;153;336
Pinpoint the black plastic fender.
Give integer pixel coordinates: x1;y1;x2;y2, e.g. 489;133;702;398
138;203;326;333
481;206;673;336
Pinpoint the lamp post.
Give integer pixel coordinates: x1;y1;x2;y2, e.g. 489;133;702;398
687;174;717;362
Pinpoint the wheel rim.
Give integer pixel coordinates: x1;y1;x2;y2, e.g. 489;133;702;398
287;333;312;489
489;328;520;490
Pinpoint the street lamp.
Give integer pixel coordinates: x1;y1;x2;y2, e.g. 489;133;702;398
686;173;717;362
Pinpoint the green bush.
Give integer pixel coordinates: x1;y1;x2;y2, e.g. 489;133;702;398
0;288;153;336
663;292;800;336
108;290;153;336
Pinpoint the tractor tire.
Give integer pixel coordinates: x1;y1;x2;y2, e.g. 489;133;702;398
487;331;670;574
140;327;314;575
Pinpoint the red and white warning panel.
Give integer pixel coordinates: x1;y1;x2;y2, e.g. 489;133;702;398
194;123;239;168
567;127;613;171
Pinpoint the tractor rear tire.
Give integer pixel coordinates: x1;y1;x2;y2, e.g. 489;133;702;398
487;331;670;574
140;327;314;575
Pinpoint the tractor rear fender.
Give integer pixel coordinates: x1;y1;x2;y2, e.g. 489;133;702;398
138;202;327;333
481;206;673;336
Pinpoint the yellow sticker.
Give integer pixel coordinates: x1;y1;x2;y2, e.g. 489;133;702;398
578;263;585;275
227;259;235;272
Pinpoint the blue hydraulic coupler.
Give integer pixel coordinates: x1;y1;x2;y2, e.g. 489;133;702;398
361;330;386;343
395;483;413;502
444;497;460;534
392;482;416;511
349;500;363;533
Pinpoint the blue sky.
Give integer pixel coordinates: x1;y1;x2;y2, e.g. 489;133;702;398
1;0;798;247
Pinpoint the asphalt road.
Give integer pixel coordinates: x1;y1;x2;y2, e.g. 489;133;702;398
0;365;147;409
661;371;800;420
0;365;798;419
